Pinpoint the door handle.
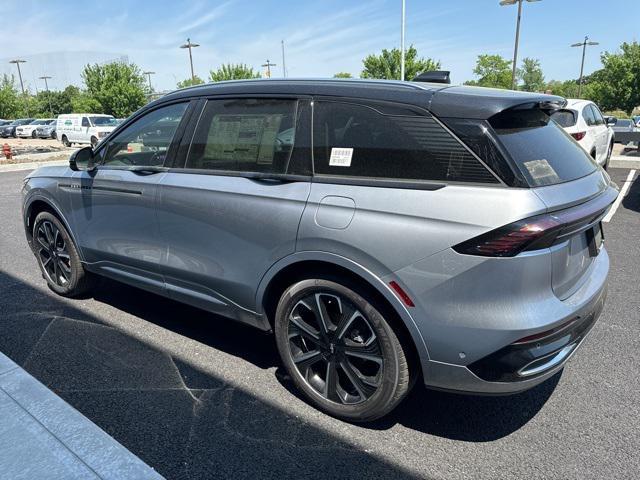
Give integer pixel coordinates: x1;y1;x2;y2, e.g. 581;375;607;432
129;166;168;175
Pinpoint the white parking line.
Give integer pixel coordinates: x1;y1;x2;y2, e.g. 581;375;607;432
603;169;637;223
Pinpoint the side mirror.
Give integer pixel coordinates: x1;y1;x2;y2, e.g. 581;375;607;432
69;146;96;171
605;116;617;126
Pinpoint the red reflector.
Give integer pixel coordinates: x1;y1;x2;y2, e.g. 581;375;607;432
571;131;586;141
389;281;414;307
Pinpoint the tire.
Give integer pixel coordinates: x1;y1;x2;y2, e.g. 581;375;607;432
31;130;37;138
32;212;95;297
275;278;411;422
61;135;71;147
90;136;98;148
51;131;57;140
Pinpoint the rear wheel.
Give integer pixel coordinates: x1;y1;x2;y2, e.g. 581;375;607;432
32;212;95;297
275;278;411;422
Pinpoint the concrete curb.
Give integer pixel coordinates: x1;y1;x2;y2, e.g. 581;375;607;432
610;156;640;169
0;160;69;172
0;352;164;479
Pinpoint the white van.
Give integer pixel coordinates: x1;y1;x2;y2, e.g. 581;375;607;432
57;114;119;148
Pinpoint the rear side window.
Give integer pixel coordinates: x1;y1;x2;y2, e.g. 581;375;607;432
186;98;297;174
313;100;498;184
550;109;577;128
590;105;604;125
490;109;597;187
582;106;596;126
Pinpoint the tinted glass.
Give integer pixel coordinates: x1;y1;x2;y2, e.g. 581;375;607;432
491;109;597;187
102;102;187;167
313;101;498;183
550;110;577;128
616;119;631;127
590;105;604;125
582;106;596;126
186;99;297;174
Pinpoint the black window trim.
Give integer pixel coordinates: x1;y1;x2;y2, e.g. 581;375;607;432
171;94;313;181
92;99;196;172
309;96;507;188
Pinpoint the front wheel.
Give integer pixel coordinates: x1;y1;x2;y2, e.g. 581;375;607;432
61;135;71;147
604;142;613;171
32;212;95;297
90;136;98;148
275;279;412;422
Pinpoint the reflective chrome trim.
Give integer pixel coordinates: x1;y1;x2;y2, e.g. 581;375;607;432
517;344;575;377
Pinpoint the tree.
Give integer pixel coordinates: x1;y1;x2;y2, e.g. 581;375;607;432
361;46;440;81
586;41;640;115
517;57;545;92
177;76;205;88
71;91;103;114
333;72;353;78
209;63;260;82
81;61;147;117
465;54;512;89
0;75;20;119
545;79;580;98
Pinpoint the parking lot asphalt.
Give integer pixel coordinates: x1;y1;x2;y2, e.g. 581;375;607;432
0;168;638;480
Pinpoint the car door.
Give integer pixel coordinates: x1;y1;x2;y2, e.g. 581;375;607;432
589;104;608;161
156;97;312;323
68;101;191;294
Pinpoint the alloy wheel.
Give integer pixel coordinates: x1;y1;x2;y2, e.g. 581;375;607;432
35;220;72;287
287;291;384;405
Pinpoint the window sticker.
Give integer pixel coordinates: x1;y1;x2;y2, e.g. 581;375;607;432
329;147;353;167
523;159;561;185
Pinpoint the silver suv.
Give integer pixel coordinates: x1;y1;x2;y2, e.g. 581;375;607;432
22;79;617;421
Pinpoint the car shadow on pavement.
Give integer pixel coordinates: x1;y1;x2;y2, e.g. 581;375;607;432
91;278;559;443
0;271;422;480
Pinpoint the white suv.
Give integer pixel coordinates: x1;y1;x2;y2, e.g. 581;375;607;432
551;99;614;169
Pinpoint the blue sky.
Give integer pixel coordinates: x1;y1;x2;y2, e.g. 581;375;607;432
2;0;639;92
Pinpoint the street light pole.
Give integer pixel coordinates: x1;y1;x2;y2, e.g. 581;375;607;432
180;38;200;83
262;59;276;78
9;59;27;95
143;71;155;92
281;40;287;78
400;0;406;81
500;0;541;90
571;36;599;98
38;75;54;117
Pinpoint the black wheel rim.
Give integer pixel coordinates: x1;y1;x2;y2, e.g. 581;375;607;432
35;220;72;287
287;292;384;405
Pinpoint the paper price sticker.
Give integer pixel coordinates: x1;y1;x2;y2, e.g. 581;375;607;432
329;148;353;167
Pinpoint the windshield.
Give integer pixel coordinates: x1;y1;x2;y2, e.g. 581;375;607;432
490;109;597;187
13;119;33;125
90;116;118;127
616;119;631;127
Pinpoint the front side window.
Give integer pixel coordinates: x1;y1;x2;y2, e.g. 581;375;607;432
185;98;297;174
101;102;187;167
590;105;604;125
81;117;90;127
312;100;498;183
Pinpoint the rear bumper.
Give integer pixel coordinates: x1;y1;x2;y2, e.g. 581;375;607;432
419;260;607;394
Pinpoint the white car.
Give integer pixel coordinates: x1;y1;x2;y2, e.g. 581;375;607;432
56;114;119;148
15;119;55;138
551;99;614;169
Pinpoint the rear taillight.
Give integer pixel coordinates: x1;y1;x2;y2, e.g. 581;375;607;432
454;193;612;258
571;131;586;141
453;214;562;257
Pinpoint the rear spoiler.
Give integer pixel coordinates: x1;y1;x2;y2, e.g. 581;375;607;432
429;86;567;119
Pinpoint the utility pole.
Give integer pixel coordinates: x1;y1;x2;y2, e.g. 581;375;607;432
38;75;54;117
9;59;27;95
262;59;276;78
281;41;287;78
400;0;406;81
500;0;542;90
143;71;156;92
571;36;599;98
180;38;200;83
